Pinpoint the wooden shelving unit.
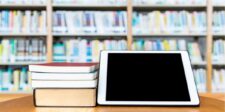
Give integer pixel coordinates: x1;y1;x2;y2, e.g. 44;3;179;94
0;0;224;94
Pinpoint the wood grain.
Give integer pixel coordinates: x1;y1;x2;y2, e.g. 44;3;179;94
206;0;213;93
0;95;224;112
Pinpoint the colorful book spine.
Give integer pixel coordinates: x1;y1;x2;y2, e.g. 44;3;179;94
0;67;31;92
0;0;45;4
132;39;203;63
193;68;207;93
133;0;206;5
132;11;207;34
212;69;225;93
213;11;225;34
53;38;127;62
53;11;127;34
0;37;47;63
212;39;225;62
53;0;126;5
0;10;47;33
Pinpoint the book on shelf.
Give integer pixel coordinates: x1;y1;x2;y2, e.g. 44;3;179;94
212;69;225;93
212;39;225;63
132;11;207;35
132;38;204;63
0;0;46;4
213;11;225;34
0;37;46;63
53;0;126;5
133;0;206;5
213;0;225;5
0;10;46;34
193;68;206;93
53;38;127;62
53;11;127;34
0;67;31;92
34;89;96;107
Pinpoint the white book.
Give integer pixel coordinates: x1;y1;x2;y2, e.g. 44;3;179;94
32;79;97;88
31;72;97;80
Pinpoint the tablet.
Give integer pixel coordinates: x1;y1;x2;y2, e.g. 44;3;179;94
98;51;200;106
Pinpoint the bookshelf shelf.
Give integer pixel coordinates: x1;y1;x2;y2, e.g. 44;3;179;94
0;33;47;36
213;33;225;37
53;33;127;37
212;62;225;66
0;62;46;66
192;61;207;66
0;4;46;9
213;5;225;7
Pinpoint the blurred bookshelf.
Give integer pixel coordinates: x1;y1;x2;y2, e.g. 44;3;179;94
0;0;224;94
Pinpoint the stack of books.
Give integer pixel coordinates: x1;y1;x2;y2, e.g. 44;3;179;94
29;63;98;107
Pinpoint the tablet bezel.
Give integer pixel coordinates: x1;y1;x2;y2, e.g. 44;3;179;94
97;51;200;106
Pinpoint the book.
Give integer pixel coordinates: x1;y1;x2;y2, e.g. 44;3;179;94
31;71;98;80
29;63;99;73
52;0;126;5
0;67;31;92
213;11;225;34
132;11;207;34
53;39;127;62
0;0;45;4
0;37;46;63
132;39;204;63
34;89;96;107
193;68;206;93
133;0;206;5
0;10;46;33
213;0;225;5
32;79;97;88
212;39;225;62
212;69;225;93
53;11;127;34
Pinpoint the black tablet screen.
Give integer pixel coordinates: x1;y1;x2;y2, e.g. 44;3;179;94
106;53;191;101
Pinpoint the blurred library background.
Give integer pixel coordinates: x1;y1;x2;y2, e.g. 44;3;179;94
0;0;224;96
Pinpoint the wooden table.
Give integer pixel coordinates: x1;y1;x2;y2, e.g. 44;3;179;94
0;95;224;112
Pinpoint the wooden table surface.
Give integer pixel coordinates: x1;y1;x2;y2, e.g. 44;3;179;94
0;95;224;112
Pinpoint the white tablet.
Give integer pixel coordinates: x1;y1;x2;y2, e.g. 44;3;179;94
98;51;200;106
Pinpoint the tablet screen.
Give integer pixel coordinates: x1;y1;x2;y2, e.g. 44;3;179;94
106;53;191;101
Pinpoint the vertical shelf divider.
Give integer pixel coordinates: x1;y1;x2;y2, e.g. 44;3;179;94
47;0;53;62
127;0;133;50
206;0;213;93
